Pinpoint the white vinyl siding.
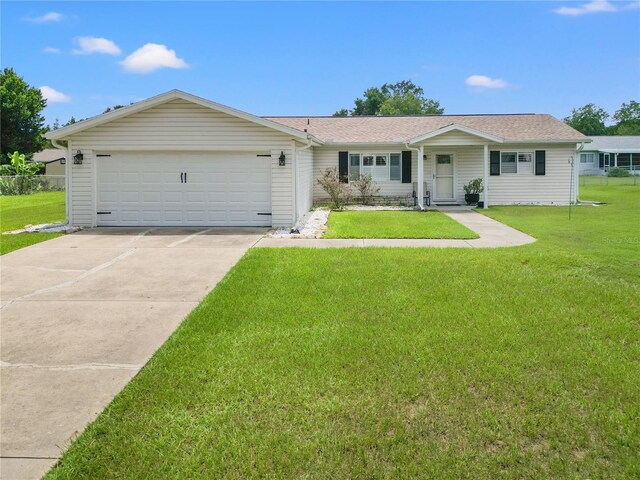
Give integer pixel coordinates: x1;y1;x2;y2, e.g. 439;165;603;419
313;147;417;202
421;144;576;205
68;99;293;150
66;99;297;227
271;147;295;227
67;144;94;226
296;147;314;220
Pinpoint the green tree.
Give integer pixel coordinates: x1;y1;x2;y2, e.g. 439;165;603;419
0;68;48;163
611;100;640;135
334;80;444;116
563;103;609;135
103;104;126;113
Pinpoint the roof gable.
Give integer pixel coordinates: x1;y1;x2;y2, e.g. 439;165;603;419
407;124;503;144
46;90;319;143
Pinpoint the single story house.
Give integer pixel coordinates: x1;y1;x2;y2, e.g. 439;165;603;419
46;90;589;228
31;149;67;176
577;136;640;175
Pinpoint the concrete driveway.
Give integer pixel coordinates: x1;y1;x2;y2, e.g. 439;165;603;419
0;227;265;480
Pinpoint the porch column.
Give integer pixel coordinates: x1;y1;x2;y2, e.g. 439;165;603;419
417;145;425;209
483;144;489;209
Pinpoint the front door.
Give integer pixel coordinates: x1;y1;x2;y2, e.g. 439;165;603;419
604;153;610;172
435;154;455;201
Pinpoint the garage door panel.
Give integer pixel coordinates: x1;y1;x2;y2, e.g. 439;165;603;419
97;152;271;226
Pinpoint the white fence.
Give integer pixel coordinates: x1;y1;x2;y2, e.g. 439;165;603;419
0;175;65;195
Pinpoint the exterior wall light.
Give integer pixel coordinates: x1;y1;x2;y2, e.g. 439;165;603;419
279;151;286;166
73;150;84;164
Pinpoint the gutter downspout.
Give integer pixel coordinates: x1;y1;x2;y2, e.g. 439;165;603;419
51;139;70;224
405;143;423;209
293;137;314;228
575;142;585;203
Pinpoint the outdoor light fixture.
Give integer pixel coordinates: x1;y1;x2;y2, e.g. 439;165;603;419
73;150;84;164
60;157;66;165
279;151;286;166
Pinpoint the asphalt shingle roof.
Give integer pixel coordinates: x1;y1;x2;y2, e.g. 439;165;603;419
264;114;588;144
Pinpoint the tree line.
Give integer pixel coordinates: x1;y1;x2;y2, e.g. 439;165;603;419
563;102;640;136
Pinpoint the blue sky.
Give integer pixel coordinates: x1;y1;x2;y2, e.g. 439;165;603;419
2;1;639;126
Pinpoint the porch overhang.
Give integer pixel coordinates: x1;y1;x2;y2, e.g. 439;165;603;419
406;123;504;145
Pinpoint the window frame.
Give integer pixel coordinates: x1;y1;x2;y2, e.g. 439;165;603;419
348;152;402;182
580;153;596;164
500;150;535;175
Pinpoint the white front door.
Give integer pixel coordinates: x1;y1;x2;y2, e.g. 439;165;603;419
96;152;272;226
434;154;455;201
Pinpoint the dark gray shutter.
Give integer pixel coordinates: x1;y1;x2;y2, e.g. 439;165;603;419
535;150;546;175
338;151;348;183
490;151;500;176
402;151;412;183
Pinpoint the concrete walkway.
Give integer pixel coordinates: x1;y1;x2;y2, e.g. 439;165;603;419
0;228;265;480
255;210;535;248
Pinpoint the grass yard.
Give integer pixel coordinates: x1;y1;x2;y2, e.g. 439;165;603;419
47;182;639;479
0;191;66;255
324;210;478;239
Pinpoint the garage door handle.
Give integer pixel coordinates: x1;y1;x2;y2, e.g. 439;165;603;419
180;172;184;183
184;172;187;183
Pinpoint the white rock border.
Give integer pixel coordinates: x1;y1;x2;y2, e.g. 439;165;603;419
3;222;82;235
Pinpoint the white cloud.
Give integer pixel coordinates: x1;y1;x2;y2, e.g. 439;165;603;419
624;0;640;9
120;43;189;74
24;12;65;23
465;75;509;89
553;0;617;16
40;86;71;103
43;46;61;54
72;36;121;56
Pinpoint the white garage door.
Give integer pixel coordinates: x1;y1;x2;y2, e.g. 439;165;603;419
96;152;272;226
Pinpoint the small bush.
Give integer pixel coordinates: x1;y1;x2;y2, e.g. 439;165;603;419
608;167;631;177
0;175;51;195
351;173;380;205
317;167;352;209
463;178;484;194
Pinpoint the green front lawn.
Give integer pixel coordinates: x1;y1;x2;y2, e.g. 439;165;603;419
0;191;66;254
324;210;478;239
47;182;639;479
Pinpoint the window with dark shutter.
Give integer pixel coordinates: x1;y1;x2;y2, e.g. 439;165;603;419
338;151;349;183
402;151;412;183
490;151;500;175
535;150;546;176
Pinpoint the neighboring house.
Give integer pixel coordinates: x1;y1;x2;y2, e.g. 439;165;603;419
578;136;640;175
46;90;588;228
31;149;67;176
